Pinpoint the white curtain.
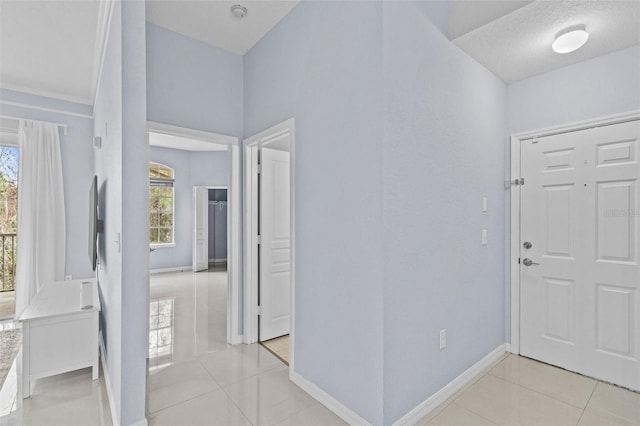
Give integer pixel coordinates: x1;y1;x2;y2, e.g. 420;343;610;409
14;120;66;317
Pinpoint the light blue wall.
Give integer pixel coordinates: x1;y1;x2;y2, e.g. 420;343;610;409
93;1;148;424
190;151;228;185
382;2;507;422
0;89;95;281
504;44;640;343
119;3;148;422
149;146;227;270
146;23;243;137
93;1;124;420
508;45;640;134
244;2;385;423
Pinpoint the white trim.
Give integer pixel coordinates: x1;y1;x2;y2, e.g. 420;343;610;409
147;121;237;146
0;100;93;119
509;132;522;354
512;110;640;140
290;370;370;426
243;143;259;344
149;265;192;274
130;419;148;426
101;346;148;426
149;243;175;249
0;83;93;106
0;115;68;135
99;334;120;426
508;110;640;354
90;0;114;107
227;145;241;345
392;344;508;426
242;119;296;373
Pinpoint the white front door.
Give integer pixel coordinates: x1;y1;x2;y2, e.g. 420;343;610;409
259;148;291;341
193;187;209;272
520;120;640;390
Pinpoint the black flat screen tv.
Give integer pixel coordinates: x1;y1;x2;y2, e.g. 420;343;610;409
88;176;102;271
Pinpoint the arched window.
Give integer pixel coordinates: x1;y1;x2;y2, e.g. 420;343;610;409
149;162;174;246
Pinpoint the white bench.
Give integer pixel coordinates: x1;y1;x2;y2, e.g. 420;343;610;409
19;279;100;398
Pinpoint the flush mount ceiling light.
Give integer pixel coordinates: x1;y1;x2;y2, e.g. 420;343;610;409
231;4;248;19
552;25;589;54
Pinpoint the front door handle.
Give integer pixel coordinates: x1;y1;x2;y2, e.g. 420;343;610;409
522;258;539;266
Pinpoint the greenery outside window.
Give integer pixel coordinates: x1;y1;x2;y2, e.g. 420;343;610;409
149;162;174;246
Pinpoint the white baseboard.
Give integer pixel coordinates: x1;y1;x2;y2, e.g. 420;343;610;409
229;333;243;345
130;417;148;426
99;334;149;426
99;333;120;426
392;343;507;426
289;370;370;426
149;265;192;274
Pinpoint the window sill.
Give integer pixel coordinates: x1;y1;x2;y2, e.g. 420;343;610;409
150;243;175;249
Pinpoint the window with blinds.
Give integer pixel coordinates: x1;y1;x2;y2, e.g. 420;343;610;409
149;162;174;245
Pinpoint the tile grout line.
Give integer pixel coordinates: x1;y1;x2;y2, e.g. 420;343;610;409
423;362;504;424
486;364;598;411
575;380;599;425
477;373;588;416
147;355;228;417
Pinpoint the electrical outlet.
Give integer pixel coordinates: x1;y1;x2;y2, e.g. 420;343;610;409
65;275;72;281
439;329;447;350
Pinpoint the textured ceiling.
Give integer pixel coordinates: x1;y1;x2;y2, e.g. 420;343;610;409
0;0;103;104
453;0;640;83
146;0;299;55
449;0;534;40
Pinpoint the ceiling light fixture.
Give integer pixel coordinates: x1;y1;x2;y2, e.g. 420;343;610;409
552;25;589;54
231;4;248;19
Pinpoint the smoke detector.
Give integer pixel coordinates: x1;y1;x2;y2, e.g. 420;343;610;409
231;5;248;19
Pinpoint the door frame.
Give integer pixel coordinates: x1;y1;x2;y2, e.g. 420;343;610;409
508;110;640;355
147;121;242;345
243;118;296;370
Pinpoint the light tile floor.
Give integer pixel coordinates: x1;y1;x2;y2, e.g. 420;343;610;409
3;267;639;426
147;268;345;426
261;335;290;365
0;360;112;425
0;267;344;426
420;354;640;426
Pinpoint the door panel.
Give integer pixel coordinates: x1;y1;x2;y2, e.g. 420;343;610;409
193;187;208;272
259;148;291;341
521;120;640;390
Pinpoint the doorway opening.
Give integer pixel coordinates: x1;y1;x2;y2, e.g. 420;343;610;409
243;119;295;369
192;186;228;272
147;122;242;348
509;112;640;392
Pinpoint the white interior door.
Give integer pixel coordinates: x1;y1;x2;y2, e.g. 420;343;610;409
520;120;640;390
193;187;209;272
259;148;291;341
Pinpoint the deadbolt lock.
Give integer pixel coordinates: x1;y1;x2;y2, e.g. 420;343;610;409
523;241;532;249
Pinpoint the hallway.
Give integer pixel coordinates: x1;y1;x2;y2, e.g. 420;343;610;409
147;267;344;425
